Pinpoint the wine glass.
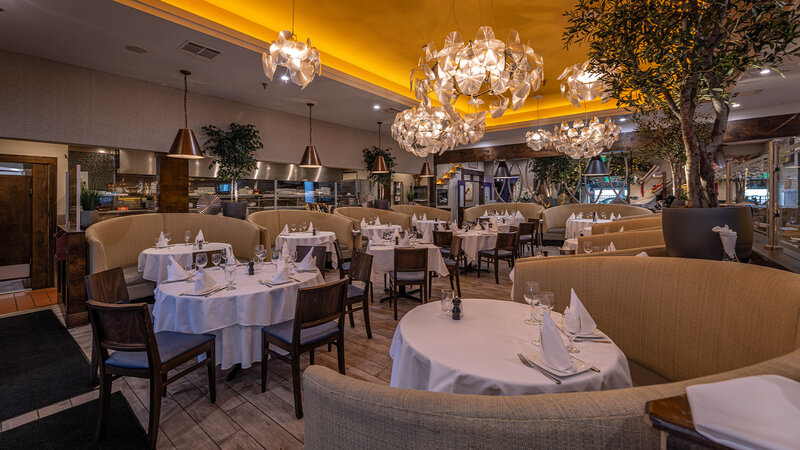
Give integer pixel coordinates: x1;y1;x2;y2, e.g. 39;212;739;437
195;252;208;270
184;230;191;246
224;265;236;290
523;281;540;325
583;241;593;254
291;224;297;233
164;232;172;247
211;252;221;270
561;315;580;353
538;291;554;323
184;263;197;283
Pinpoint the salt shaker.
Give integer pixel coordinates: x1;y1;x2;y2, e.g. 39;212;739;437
248;261;254;276
451;298;462;320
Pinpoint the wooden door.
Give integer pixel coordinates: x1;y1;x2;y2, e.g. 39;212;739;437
0;171;32;279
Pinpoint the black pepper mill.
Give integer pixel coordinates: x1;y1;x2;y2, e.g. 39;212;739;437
451;298;462;320
198;240;203;250
248;261;254;276
395;235;400;245
312;228;317;236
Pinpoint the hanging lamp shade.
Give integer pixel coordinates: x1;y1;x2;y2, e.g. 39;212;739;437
168;70;204;159
371;155;389;173
419;162;434;177
494;160;512;179
585;155;609;176
299;103;322;168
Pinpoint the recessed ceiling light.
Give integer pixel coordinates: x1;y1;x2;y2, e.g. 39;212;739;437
732;102;741;108
280;75;290;81
619;118;627;122
373;104;380;110
125;45;147;54
760;68;771;75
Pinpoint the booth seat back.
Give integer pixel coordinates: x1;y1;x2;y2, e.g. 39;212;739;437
541;204;652;232
162;213;261;261
590;214;662;234
247;210;353;252
463;203;545;223
512;257;800;382
577;229;664;254
390;205;451;221
86;214;165;273
516;246;668;266
333;207;411;230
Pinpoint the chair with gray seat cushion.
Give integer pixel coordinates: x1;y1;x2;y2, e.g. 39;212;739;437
261;278;348;419
86;301;215;450
478;231;517;284
334;240;350;279
344;251;373;338
433;230;453;257
389;248;429;320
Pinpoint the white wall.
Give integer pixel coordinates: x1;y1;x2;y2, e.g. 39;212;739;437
0;138;68;218
0;50;423;173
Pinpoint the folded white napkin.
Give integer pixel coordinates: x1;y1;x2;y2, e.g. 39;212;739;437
515;210;524;219
687;375;800;450
400;234;410;246
712;225;737;258
635;251;649;257
422;213;427;220
420;226;433;244
607;242;616;252
156;232;168;248
619;226;624;232
566;288;597;335
412;213;418;221
167;256;189;280
280;224;289;236
270;262;289;283
540;312;576;373
193;267;218;293
490;217;499;230
195;229;205;243
479;222;486;232
280;241;290;260
361;218;367;228
450;221;459;232
308;221;314;232
297;250;316;271
375;217;382;226
569;213;576;220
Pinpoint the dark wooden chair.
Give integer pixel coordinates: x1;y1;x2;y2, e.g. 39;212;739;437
433;230;453;258
86;301;215;449
389;248;429;320
518;221;538;256
295;245;327;273
334;239;350;279
85;268;129;386
261;278;348;419
477;231;518;284
443;235;464;297
344;251;373;338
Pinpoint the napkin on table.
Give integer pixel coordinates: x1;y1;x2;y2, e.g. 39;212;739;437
361;218;367;228
540;312;576;373
420;226;433;244
515;210;524;219
279;224;289;236
195;229;205;243
619;226;624;232
167;256;190;280
308;221;314;232
412;213;417;221
566;288;597;335
156;232;168;248
490;217;499;230
569;213;576;220
712;225;738;258
450;221;459;232
270;262;289;283
280;241;291;260
375;217;382;226
635;251;649;257
297;250;316;271
422;213;427;220
400;234;410;246
607;242;616;252
193;267;218;293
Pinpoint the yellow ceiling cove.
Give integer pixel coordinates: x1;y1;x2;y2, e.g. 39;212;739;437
117;0;621;129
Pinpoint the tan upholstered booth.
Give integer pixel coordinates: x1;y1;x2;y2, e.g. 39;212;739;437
463;203;545;223
86;213;261;300
541;204;653;241
519;245;668;264
577;228;664;254
247;210;355;257
390;204;451;221
590;214;662;235
333;207;412;231
304;257;800;449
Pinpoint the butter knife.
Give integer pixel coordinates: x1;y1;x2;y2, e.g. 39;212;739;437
517;353;561;384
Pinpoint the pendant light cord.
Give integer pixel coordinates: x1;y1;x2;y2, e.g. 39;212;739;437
308;103;313;145
183;71;188;129
291;0;296;36
377;122;382;148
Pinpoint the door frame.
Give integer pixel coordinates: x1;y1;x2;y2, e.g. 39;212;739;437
0;154;57;289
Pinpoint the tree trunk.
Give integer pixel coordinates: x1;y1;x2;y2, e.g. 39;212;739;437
679;84;709;208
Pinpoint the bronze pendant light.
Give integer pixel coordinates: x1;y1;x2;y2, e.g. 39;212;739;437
299;103;322;168
167;70;204;159
419;155;433;177
371;121;389;173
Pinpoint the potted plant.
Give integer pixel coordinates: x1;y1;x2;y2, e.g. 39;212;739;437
406;186;415;204
563;1;799;259
80;182;100;229
202;123;262;219
363;146;396;200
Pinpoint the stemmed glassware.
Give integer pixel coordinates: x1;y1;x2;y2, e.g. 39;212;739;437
224;265;236;290
583;241;593;254
195;253;208;271
164;232;172;247
532;291;554;346
183;263;197;283
523;281;540;324
254;244;265;269
561;315;580;353
291;224;297;233
211;252;222;270
184;230;191;246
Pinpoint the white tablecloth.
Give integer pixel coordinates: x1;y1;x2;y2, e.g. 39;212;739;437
412;219;445;238
561;238;578;251
138;242;233;283
361;224;402;241
367;243;449;279
456;231;497;263
565;218;612;239
390;299;632;395
275;231;338;268
153;264;324;369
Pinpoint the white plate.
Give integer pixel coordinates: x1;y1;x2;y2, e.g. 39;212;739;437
523;349;593;377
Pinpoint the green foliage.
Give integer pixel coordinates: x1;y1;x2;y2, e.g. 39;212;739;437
406;186;415;203
80;183;101;211
530;156;579;185
363;146;396;185
202;123;263;184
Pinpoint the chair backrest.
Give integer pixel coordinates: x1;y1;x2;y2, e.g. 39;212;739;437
86;301;159;367
449;235;463;260
394;248;428;273
294;278;348;335
296;245;327;272
496;232;517;251
518;221;536;237
85;267;129;304
433;230;452;248
348;251;373;286
333;239;344;264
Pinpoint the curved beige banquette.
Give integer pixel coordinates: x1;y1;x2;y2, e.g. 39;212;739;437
304;257;800;448
577;228;665;254
590;214;662;235
333;207;412;231
463;202;545;223
390;204;451;221
86;213;261;300
541;204;653;240
247;210;354;256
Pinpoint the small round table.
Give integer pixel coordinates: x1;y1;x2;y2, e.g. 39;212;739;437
361;224;402;242
138;242;233;283
275;231;338;267
565;218;612;239
390;298;632;395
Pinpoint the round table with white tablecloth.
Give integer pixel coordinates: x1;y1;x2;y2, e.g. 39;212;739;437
138;242;233;283
456;230;497;263
152;263;324;369
361;224;401;241
565;218;612;239
390;299;632;395
367;242;449;279
411;219;445;239
275;231;338;268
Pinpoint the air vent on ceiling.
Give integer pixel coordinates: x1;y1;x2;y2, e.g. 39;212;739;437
179;41;221;61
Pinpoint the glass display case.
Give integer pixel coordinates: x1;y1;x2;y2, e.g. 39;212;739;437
413;185;429;204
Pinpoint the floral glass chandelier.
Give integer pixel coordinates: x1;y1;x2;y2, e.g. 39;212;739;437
525;95;551;151
261;1;321;89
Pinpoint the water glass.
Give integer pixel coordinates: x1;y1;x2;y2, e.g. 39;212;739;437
224;265;236;290
583;241;593;254
196;252;208;270
164;232;172;246
184;230;191;245
440;289;454;313
523;281;540;325
211;252;222;270
562;315;580;353
537;291;554;322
